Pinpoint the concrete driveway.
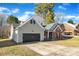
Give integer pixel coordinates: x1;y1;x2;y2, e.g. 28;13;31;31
22;41;79;56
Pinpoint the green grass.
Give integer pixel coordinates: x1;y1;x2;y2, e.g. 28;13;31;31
0;39;40;56
54;36;79;47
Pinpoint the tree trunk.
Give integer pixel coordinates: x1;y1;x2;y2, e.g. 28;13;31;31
9;24;14;39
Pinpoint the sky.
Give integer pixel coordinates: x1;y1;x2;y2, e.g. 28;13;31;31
0;3;79;23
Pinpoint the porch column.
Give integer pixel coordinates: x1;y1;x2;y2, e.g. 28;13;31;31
47;31;49;39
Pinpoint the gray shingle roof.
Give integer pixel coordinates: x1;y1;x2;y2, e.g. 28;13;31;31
45;23;58;30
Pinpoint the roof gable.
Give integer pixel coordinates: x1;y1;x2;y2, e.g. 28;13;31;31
63;23;76;29
45;23;54;30
53;25;63;32
66;23;76;29
45;23;63;32
15;15;45;30
60;23;76;32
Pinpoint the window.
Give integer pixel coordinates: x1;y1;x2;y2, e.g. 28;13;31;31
30;20;32;24
33;20;35;24
30;19;36;24
64;32;72;35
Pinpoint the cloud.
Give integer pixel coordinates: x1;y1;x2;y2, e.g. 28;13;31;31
0;7;11;15
62;15;79;23
64;15;76;19
19;14;29;21
0;7;20;15
55;13;79;23
76;16;79;18
0;7;10;12
58;5;66;10
55;12;79;23
24;11;34;15
62;3;70;6
12;8;19;13
19;11;34;21
65;15;79;20
74;16;79;21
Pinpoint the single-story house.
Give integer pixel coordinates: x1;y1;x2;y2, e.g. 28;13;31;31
60;23;76;38
12;15;45;43
44;23;76;40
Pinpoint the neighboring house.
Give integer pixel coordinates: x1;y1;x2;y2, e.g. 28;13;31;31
44;23;76;40
60;23;76;38
12;15;45;43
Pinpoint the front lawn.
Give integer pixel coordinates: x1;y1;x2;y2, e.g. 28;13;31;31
0;39;40;56
0;36;79;56
54;36;79;47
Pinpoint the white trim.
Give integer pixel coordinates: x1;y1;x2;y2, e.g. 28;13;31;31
47;31;49;39
15;16;33;30
46;23;55;30
15;15;45;30
53;25;63;32
35;20;45;31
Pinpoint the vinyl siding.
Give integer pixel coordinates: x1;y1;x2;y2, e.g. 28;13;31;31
15;20;44;43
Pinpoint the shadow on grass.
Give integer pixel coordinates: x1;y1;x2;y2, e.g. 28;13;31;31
22;41;40;45
0;39;40;48
0;39;18;48
0;37;73;48
43;37;73;42
52;37;73;41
